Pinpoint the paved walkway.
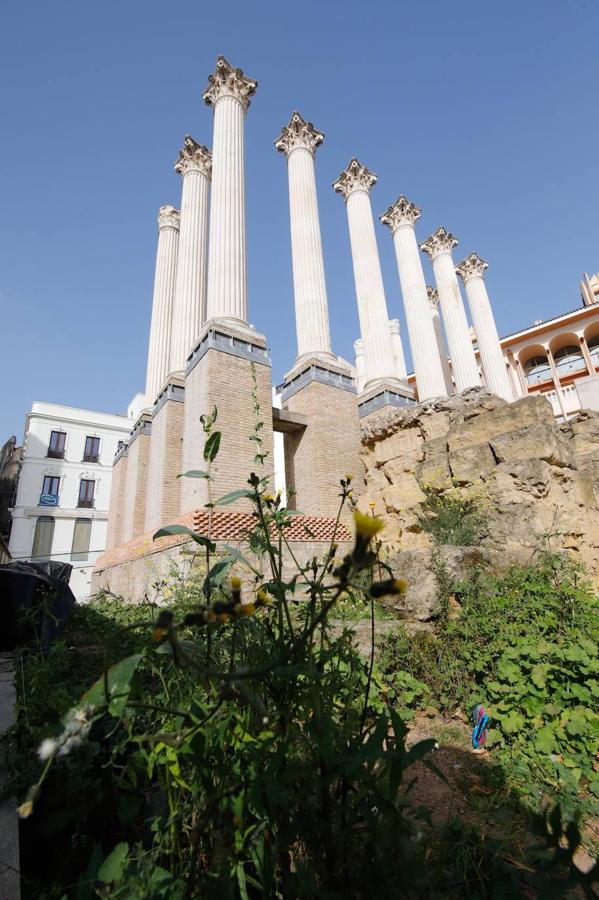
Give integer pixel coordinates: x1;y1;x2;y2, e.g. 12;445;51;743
0;652;20;900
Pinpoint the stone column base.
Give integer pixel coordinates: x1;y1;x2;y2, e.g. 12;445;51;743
279;358;363;519
181;320;274;513
121;413;152;543
145;377;186;533
105;445;128;551
358;381;416;424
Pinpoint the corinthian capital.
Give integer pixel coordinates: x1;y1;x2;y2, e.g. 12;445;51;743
157;205;180;230
420;227;458;261
456;252;488;282
426;285;439;308
174;136;212;178
203;55;257;111
380;195;421;231
333;158;377;200
275;111;324;157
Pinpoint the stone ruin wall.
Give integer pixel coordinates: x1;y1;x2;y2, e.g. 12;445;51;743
358;389;599;621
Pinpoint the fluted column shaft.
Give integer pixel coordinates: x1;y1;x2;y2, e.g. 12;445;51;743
145;207;179;404
286;146;332;357
354;338;365;393
385;217;447;400
170;168;210;370
427;288;454;394
457;258;513;400
345;190;397;386
431;251;480;391
206;95;247;322
389;320;407;379
421;229;480;393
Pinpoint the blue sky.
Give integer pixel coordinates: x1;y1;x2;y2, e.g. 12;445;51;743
1;0;598;439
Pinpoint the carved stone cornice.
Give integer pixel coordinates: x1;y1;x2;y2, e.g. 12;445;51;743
157;205;180;230
333;158;377;200
174;136;212;178
275;111;324;157
420;227;458;261
456;252;488;282
426;285;439;308
380;195;421;231
203;56;257;111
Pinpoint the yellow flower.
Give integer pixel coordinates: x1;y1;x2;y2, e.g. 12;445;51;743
218;613;230;624
239;602;256;617
394;578;408;595
353;510;384;540
256;589;272;606
345;474;353;483
18;801;33;819
262;494;275;504
152;627;167;642
205;610;217;624
230;576;242;591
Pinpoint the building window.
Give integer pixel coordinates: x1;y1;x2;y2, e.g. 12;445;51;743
31;516;54;559
47;430;66;459
524;355;551;386
71;518;92;561
552;345;587;377
83;435;100;463
78;479;95;509
39;475;60;506
588;336;599;367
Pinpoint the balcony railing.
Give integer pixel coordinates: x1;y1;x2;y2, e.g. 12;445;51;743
77;498;94;509
83;453;100;464
47;448;65;459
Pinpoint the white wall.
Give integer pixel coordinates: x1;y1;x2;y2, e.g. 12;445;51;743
8;402;131;601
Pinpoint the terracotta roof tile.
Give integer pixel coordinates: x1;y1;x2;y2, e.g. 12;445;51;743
94;510;351;573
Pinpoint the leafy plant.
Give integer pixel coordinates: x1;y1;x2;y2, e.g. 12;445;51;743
417;485;486;546
378;552;599;818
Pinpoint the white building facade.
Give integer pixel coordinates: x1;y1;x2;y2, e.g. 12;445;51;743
9;402;131;600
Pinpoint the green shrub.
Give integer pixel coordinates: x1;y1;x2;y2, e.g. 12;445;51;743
378;553;599;814
417;485;486;546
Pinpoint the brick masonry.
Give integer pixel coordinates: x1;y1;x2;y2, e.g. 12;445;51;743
121;430;151;544
105;452;128;550
283;381;364;518
181;343;274;514
92;510;352;601
145;395;185;533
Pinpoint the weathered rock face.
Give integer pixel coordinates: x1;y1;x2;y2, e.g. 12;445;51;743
359;389;599;617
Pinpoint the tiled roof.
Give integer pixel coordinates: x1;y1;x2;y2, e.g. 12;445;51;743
94;510;351;573
192;510;351;542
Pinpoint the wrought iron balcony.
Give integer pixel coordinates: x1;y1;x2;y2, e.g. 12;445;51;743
83;453;100;464
77;499;94;509
46;448;65;459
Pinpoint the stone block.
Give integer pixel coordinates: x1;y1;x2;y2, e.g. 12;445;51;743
447;394;553;453
490;424;571;468
449;442;496;485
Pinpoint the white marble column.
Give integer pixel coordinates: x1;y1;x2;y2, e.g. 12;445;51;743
169;137;212;372
333;159;400;390
420;228;480;393
145;206;180;404
275;112;334;362
455;253;514;401
426;286;454;394
388;319;407;379
354;338;365;392
203;56;257;324
380;197;447;401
